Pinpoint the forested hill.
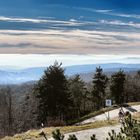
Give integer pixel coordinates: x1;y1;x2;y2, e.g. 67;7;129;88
0;63;139;84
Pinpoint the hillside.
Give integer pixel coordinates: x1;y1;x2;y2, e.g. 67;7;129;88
2;104;140;140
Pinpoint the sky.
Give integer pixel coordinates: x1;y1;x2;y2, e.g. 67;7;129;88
0;0;140;67
0;54;139;69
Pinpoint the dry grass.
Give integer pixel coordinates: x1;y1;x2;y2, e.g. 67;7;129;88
127;102;140;106
1;120;118;140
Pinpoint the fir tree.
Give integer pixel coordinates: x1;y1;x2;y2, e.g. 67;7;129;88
92;66;108;109
68;74;87;117
52;129;64;140
106;113;140;140
68;135;78;140
110;70;126;105
34;61;71;125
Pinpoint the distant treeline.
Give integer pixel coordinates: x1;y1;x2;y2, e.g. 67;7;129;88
0;61;140;137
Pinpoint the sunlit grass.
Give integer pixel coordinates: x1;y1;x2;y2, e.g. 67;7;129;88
127;102;140;106
1;120;118;140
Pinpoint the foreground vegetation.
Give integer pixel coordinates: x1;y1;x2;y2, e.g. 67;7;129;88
52;114;140;140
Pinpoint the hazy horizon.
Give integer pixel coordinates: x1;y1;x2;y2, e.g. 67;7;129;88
0;54;139;69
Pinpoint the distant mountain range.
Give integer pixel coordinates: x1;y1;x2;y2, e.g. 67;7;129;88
0;63;139;84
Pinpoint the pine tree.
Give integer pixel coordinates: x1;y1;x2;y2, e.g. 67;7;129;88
106;114;140;140
68;135;78;140
34;61;71;125
68;74;87;117
110;70;126;105
52;129;64;140
92;66;108;109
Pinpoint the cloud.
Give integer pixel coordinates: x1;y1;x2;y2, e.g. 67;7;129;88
0;43;32;48
108;13;140;19
73;7;112;14
95;9;113;13
74;6;140;20
100;20;140;28
0;16;86;26
0;16;140;55
0;29;140;54
0;16;47;23
1;16;140;32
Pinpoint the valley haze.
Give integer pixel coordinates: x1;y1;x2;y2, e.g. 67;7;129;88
0;63;139;84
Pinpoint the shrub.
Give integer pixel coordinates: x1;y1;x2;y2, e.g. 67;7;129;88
68;134;78;140
106;114;140;140
47;117;66;127
91;134;97;140
52;129;64;140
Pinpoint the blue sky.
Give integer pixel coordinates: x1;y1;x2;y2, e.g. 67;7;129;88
0;0;140;67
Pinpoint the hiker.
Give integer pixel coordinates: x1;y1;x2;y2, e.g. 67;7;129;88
118;109;124;124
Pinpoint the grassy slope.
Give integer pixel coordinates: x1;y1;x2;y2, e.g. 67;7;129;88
2;120;118;140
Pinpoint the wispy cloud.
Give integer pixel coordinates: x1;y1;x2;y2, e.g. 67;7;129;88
0;16;85;26
74;6;140;20
0;15;140;54
100;20;140;28
73;7;112;14
108;13;140;19
1;15;140;32
0;29;140;54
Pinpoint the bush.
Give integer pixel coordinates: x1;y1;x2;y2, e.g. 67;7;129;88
52;129;64;140
91;134;97;140
68;135;78;140
47;117;66;127
106;114;140;140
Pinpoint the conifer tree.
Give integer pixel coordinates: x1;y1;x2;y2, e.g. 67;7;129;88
52;129;64;140
34;61;71;125
68;74;87;117
68;135;78;140
106;114;140;140
92;66;108;109
110;70;126;105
